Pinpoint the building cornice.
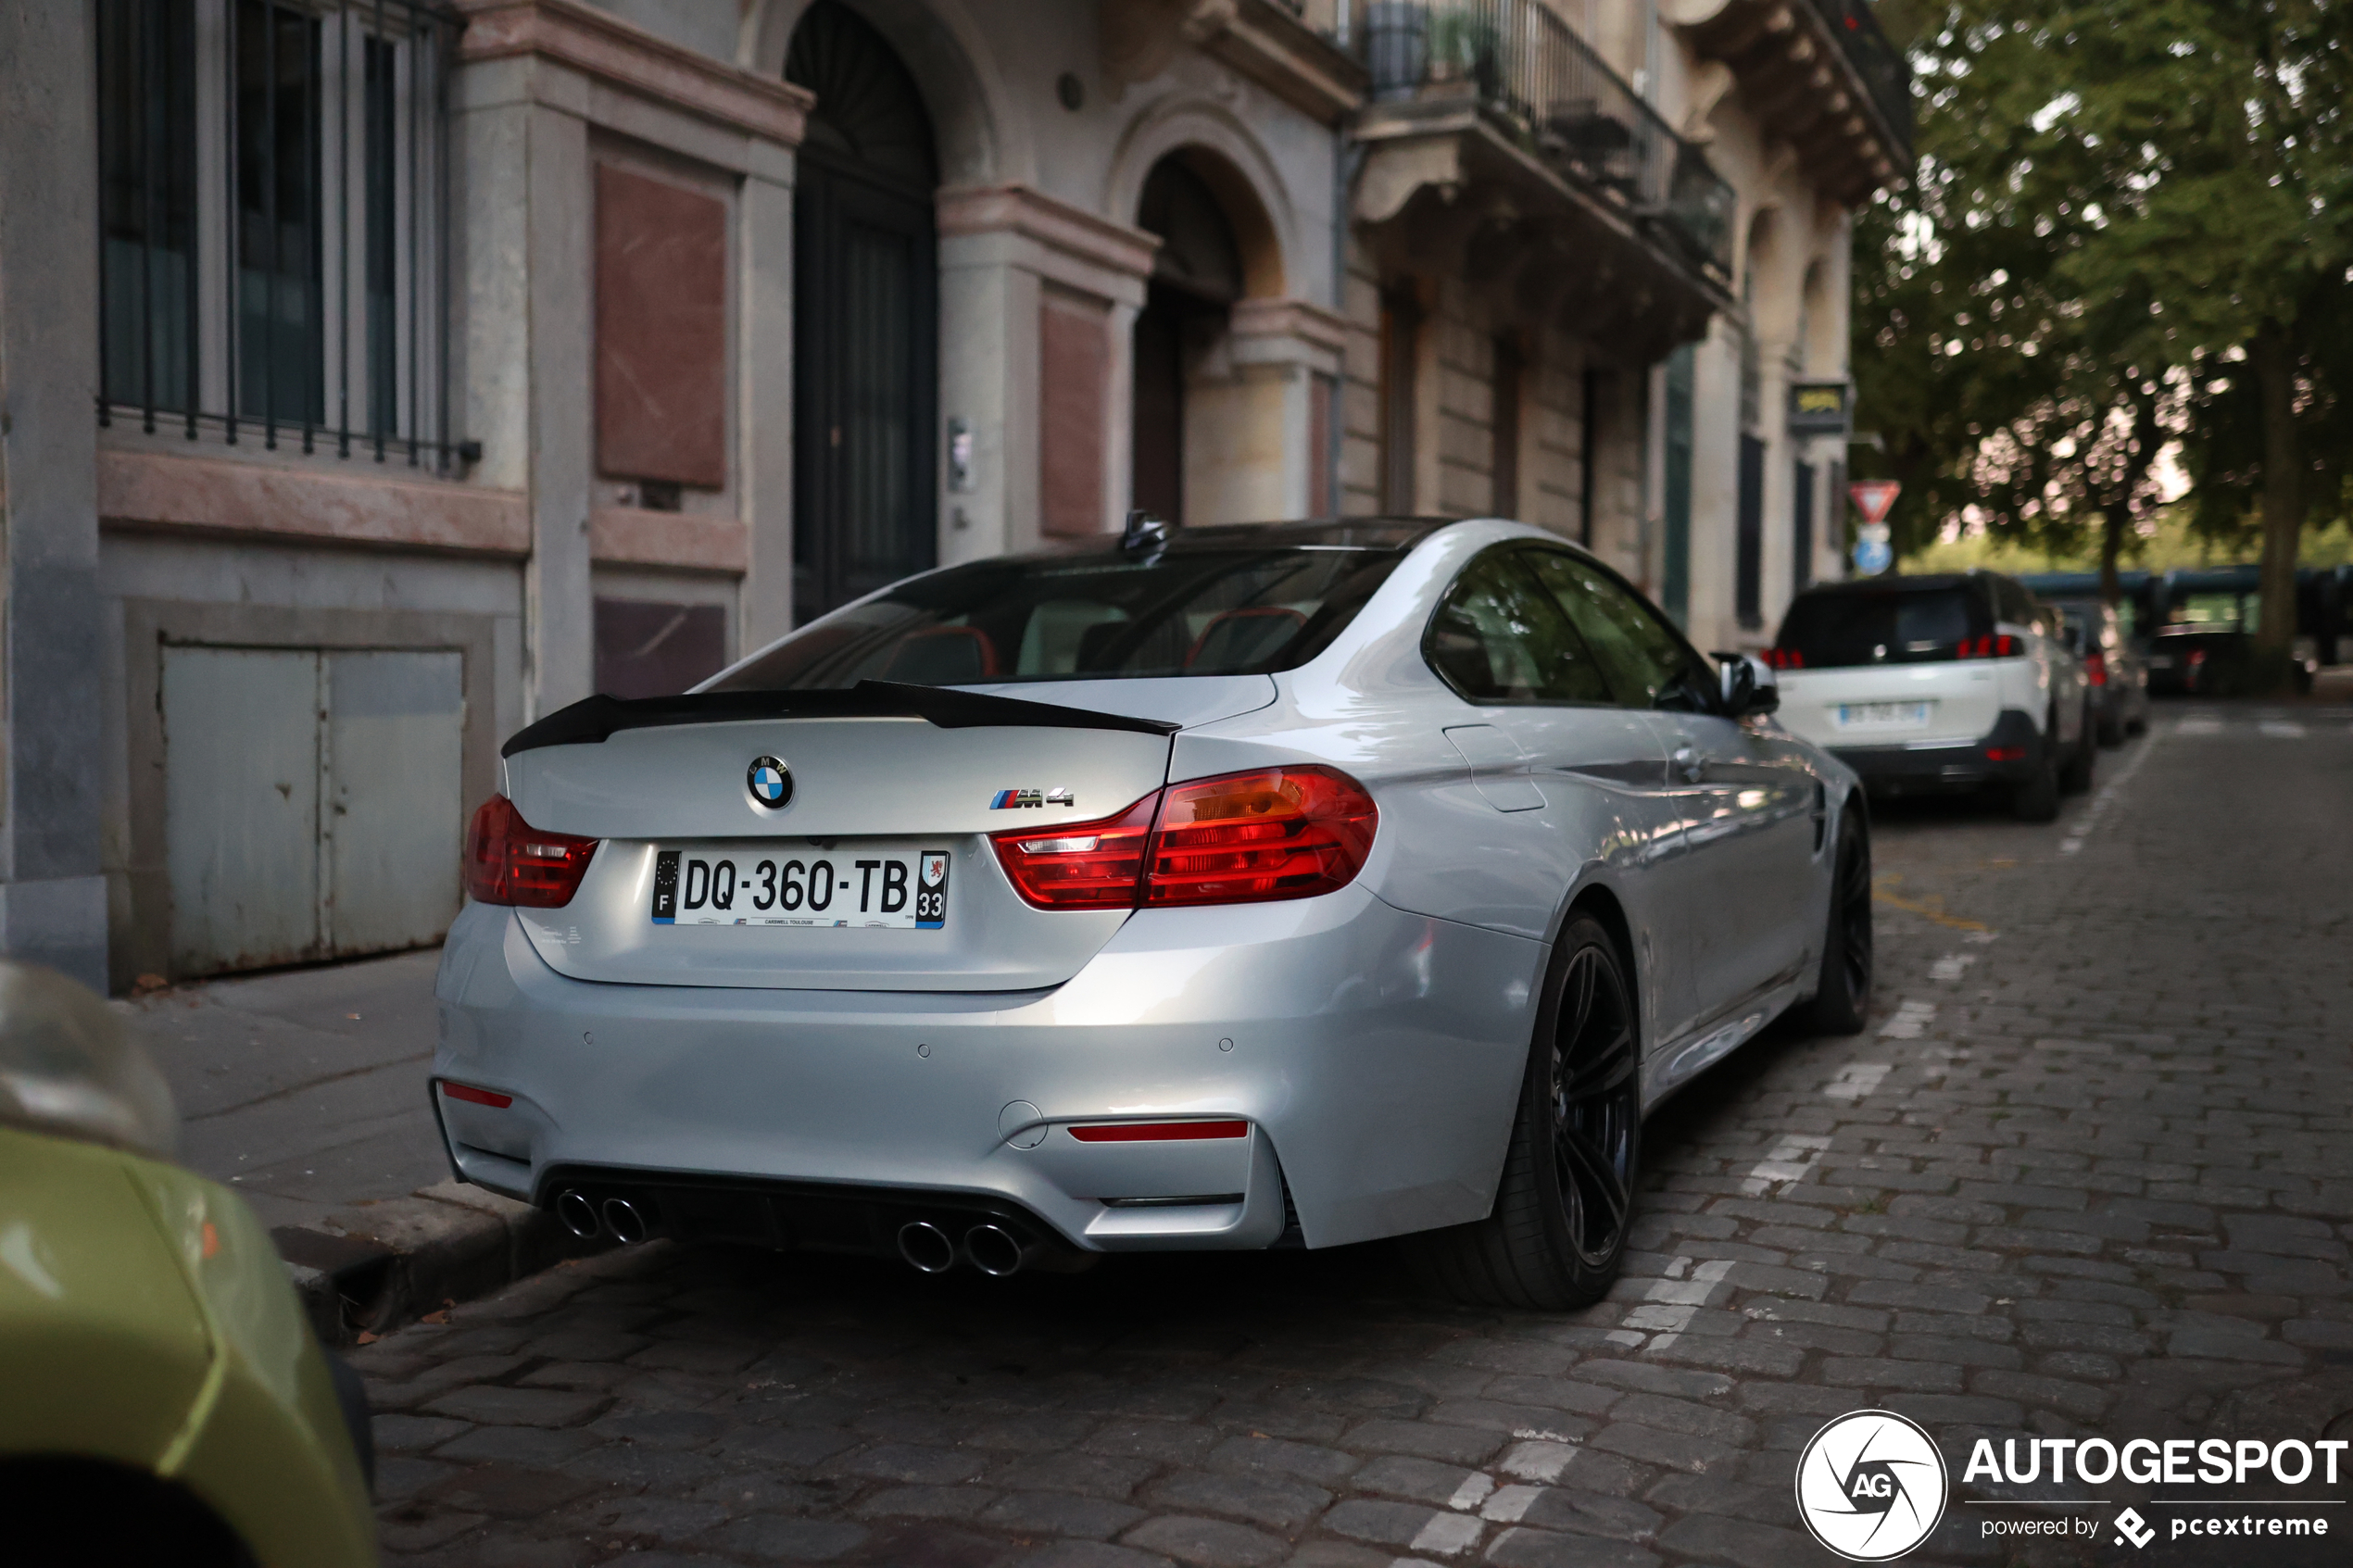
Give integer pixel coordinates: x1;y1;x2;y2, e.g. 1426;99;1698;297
456;0;812;147
1666;0;1910;202
937;183;1162;282
1101;0;1367;126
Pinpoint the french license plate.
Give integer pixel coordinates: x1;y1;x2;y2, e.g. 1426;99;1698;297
1835;701;1932;729
651;846;950;929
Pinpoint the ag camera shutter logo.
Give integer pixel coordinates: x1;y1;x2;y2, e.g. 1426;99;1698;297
1796;1410;1949;1561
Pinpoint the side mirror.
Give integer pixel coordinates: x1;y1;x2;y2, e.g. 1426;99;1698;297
1714;652;1779;718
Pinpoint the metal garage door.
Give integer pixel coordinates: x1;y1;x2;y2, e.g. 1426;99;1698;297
163;646;464;976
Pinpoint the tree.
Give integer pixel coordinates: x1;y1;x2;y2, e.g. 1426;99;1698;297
1853;1;2353;675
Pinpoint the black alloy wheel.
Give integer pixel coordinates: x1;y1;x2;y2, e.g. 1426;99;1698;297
1797;807;1872;1035
1548;941;1641;1269
1402;913;1642;1310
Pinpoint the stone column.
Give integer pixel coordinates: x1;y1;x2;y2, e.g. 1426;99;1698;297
738;152;797;651
937;185;1158;555
0;0;109;989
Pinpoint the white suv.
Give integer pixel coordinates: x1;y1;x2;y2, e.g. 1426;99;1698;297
1766;571;2094;822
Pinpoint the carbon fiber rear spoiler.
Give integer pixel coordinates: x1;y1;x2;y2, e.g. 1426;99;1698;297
501;680;1181;758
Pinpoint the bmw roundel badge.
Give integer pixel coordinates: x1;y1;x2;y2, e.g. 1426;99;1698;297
747;756;793;809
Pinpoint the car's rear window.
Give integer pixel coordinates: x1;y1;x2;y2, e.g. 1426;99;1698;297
711;544;1410;690
1776;585;1990;668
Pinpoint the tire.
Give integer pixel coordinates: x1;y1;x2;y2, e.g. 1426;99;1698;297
1793;806;1871;1035
2060;711;2095;794
1403;913;1641;1311
2011;725;2061;822
2096;702;2126;748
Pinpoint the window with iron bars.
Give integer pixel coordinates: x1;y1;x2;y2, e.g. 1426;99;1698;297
96;0;466;469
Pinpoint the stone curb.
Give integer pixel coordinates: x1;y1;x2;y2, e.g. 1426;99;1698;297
278;1179;610;1347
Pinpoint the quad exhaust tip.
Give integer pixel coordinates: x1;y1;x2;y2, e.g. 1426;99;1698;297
898;1221;956;1274
964;1223;1026;1278
555;1188;600;1239
602;1197;650;1246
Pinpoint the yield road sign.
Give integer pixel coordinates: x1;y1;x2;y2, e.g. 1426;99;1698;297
1850;481;1901;526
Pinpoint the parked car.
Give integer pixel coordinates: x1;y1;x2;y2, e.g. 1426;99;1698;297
1764;571;2095;821
0;964;379;1566
2053;599;2150;746
2147;566;2337;694
433;520;1871;1311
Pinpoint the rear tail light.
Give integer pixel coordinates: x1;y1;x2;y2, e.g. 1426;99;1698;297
2083;651;2108;686
990;795;1156;909
465;795;599;908
1957;633;2020;659
1762;647;1806;670
1985;746;2028;762
992;766;1378;911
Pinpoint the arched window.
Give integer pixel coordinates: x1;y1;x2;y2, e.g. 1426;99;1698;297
1131;155;1243;527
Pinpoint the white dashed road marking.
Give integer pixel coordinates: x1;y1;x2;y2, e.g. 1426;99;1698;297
1878;999;1935;1038
2059;731;2159;854
1739;1134;1833;1195
1824;1062;1891;1101
1930;953;1976;981
2259;721;2307;738
1444;1473;1495;1512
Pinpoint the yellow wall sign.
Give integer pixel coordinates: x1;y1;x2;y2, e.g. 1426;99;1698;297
1788;382;1851;435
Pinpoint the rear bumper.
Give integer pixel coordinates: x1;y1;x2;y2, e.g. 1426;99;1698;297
431;890;1542;1255
1830;708;2043;795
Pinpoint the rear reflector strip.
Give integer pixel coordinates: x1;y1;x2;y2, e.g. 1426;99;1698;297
1067;1119;1249;1143
441;1082;513;1109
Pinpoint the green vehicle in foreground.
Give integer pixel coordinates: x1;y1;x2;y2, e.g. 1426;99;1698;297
0;963;378;1566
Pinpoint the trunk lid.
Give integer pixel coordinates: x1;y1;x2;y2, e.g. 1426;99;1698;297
503;692;1185;992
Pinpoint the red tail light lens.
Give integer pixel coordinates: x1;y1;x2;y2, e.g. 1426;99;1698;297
1146;767;1378;906
990;794;1157;909
1957;633;2020;659
439;1081;514;1109
2083;651;2108;686
992;766;1378;910
1762;647;1806;670
1985;746;2028;762
464;795;599;908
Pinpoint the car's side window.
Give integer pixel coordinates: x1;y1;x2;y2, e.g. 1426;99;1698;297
1426;550;1614;704
1524;549;1716;711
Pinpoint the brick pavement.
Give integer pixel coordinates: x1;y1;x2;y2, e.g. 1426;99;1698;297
355;703;2353;1567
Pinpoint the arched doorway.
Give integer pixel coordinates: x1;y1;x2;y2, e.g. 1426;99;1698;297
786;1;939;619
1131;155;1243;526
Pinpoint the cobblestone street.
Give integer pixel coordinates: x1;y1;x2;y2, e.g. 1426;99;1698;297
357;703;2353;1568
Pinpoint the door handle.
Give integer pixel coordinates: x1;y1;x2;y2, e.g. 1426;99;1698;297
1672;746;1704;784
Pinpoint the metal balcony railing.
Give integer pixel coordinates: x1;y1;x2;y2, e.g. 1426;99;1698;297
95;0;467;470
1805;0;1914;157
1346;1;1734;275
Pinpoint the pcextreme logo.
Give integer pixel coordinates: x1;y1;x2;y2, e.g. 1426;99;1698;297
1795;1411;1950;1562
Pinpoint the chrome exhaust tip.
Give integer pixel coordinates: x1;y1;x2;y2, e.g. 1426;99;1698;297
963;1223;1027;1278
555;1189;601;1239
602;1197;649;1246
897;1221;956;1274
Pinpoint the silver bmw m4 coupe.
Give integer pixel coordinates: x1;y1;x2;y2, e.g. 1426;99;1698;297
434;518;1871;1309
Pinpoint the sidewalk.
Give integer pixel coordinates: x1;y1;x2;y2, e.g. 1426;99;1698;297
120;947;598;1342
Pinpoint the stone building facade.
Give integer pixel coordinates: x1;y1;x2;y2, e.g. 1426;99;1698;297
0;0;1906;990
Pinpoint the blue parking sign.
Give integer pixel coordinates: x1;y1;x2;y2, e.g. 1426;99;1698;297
1853;536;1894;575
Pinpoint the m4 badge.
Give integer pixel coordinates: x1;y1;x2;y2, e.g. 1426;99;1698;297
988;787;1076;809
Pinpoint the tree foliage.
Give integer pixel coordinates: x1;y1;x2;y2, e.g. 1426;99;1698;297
1851;1;2353;662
